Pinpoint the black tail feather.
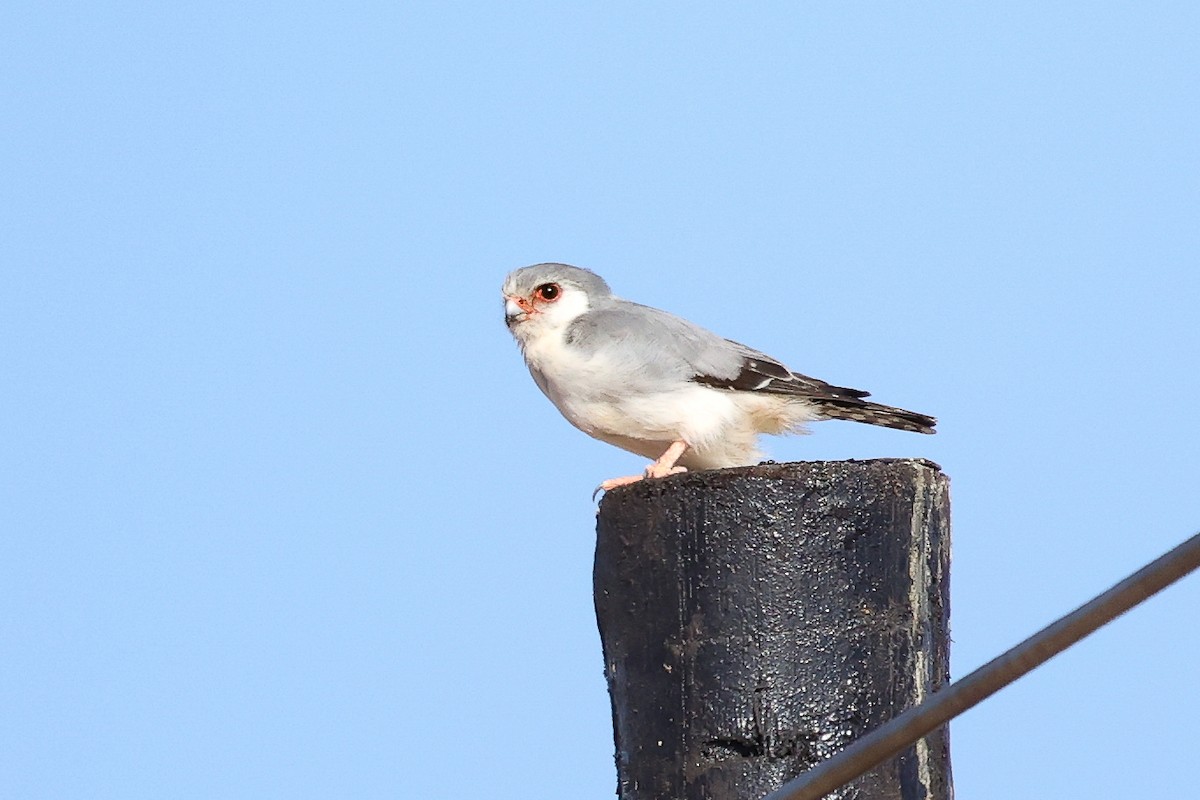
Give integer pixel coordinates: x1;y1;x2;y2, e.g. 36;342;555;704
813;398;937;434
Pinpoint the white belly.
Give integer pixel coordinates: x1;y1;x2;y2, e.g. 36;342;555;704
517;324;810;469
523;336;740;449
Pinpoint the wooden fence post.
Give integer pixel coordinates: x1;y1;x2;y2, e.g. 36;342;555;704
593;458;951;800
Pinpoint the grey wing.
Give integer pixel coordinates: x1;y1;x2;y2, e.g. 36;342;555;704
566;300;861;397
696;340;937;433
693;338;871;402
566;300;936;432
564;301;748;385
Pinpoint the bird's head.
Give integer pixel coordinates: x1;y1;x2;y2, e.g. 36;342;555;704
501;263;612;345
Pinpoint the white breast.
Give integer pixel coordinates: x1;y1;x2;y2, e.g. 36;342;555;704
522;329;744;452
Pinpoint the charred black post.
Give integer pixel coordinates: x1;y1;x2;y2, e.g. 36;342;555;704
593;459;951;800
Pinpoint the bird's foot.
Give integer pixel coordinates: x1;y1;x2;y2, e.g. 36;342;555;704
592;464;688;500
645;463;688;480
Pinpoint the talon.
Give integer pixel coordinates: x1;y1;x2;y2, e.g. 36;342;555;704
645;464;688;480
592;440;691;499
592;474;649;501
601;475;646;490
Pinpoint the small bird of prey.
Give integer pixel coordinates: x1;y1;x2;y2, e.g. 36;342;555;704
502;263;935;493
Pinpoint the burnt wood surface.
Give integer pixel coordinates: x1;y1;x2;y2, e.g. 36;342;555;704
594;459;951;800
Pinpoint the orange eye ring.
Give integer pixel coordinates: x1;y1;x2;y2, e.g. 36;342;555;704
535;283;561;302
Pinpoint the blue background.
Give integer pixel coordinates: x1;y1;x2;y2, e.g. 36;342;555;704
4;3;1198;798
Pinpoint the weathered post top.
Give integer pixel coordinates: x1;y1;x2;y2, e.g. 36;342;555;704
593;458;951;800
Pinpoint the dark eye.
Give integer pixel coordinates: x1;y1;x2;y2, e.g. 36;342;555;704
535;283;561;301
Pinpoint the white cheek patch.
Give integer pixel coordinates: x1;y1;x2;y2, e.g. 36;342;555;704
542;290;590;326
510;287;591;361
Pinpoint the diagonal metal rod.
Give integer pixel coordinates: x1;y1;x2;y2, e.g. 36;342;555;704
762;530;1200;800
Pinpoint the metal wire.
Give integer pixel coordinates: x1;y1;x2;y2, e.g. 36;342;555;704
762;530;1200;800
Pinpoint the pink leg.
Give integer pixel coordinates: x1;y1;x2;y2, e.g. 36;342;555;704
645;440;689;478
595;440;690;496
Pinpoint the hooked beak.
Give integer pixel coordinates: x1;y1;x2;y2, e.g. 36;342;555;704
504;294;534;328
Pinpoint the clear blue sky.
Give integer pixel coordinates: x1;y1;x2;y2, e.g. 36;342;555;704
4;3;1198;798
